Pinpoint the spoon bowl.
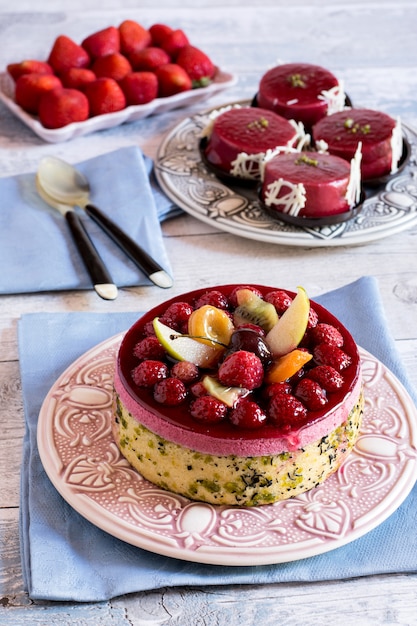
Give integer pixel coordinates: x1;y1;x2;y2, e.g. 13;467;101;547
37;156;173;289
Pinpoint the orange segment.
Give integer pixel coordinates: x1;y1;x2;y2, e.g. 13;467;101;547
188;305;234;348
265;349;313;383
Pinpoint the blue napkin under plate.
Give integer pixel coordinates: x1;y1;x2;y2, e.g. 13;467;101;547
18;277;417;602
0;146;178;295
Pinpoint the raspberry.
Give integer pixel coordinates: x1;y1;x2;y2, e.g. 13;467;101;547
265;290;292;314
218;350;264;390
170;361;200;384
143;320;156;336
269;393;307;429
307;307;319;329
190;381;208;397
309;323;344;348
229;285;263;308
132;360;168;387
194;290;229;310
306;365;344;392
190;395;228;423
229;399;267;429
160;301;194;331
262;381;291;400
295;378;327;411
153;377;187;405
233;322;265;336
313;343;352;371
133;336;165;361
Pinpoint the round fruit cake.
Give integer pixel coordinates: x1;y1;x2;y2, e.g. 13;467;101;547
312;108;403;181
260;150;362;218
256;63;345;129
113;284;363;507
202;105;307;180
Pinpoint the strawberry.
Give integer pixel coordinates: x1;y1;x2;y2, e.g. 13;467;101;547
119;19;151;56
176;45;215;87
153;377;187;405
7;59;53;82
15;73;62;114
81;26;120;59
84;77;126;116
60;67;96;90
160;29;189;59
149;23;174;47
119;71;158;105
47;35;90;74
129;47;170;72
218;350;263;390
92;52;132;81
38;87;89;129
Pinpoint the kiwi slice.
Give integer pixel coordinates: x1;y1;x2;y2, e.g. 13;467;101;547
233;289;279;332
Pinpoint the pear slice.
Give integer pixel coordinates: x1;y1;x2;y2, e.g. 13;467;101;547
265;286;310;357
202;375;249;407
153;318;221;367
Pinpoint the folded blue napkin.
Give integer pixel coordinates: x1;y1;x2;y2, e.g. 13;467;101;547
0;146;179;295
18;277;417;602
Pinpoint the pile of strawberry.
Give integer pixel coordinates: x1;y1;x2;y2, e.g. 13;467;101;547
128;286;356;432
6;20;216;129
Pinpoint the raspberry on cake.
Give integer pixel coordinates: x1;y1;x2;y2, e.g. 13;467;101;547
260;149;362;219
202;105;308;180
256;63;345;128
113;284;363;507
312;108;403;181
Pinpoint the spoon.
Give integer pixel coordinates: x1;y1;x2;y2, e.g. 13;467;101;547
36;175;118;301
37;156;173;289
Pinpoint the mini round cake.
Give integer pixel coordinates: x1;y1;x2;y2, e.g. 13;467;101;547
312;108;402;181
113;284;363;507
202;106;305;180
256;63;345;128
260;150;362;219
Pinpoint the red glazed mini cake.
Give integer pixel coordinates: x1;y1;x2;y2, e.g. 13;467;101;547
257;63;345;128
113;284;363;507
202;105;307;180
312;108;403;181
260;150;362;219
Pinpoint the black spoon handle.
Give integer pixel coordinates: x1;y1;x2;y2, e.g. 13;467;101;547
65;210;117;300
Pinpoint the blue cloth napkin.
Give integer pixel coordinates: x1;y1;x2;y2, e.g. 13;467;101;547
18;277;417;602
0;146;179;295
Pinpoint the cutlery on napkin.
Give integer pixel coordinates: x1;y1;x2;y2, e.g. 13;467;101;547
18;277;417;602
0;146;177;296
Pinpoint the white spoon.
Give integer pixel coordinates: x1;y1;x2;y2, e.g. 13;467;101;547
36;175;118;301
37;156;173;289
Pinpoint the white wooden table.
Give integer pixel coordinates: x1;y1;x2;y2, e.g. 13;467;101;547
1;1;417;623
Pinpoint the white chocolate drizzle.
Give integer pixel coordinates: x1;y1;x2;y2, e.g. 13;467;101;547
318;81;346;115
390;117;403;174
345;142;362;207
264;178;307;216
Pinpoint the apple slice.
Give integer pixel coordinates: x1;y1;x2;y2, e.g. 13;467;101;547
153;318;221;367
202;375;249;407
265;286;310;356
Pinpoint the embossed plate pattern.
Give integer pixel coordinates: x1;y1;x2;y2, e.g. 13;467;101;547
37;335;417;566
0;70;236;143
155;103;417;246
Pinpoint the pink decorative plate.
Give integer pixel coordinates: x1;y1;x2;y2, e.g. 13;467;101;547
37;335;417;566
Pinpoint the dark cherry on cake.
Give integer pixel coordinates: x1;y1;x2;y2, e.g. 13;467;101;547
113;284;363;507
202;105;305;182
312;108;403;181
256;63;345;129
